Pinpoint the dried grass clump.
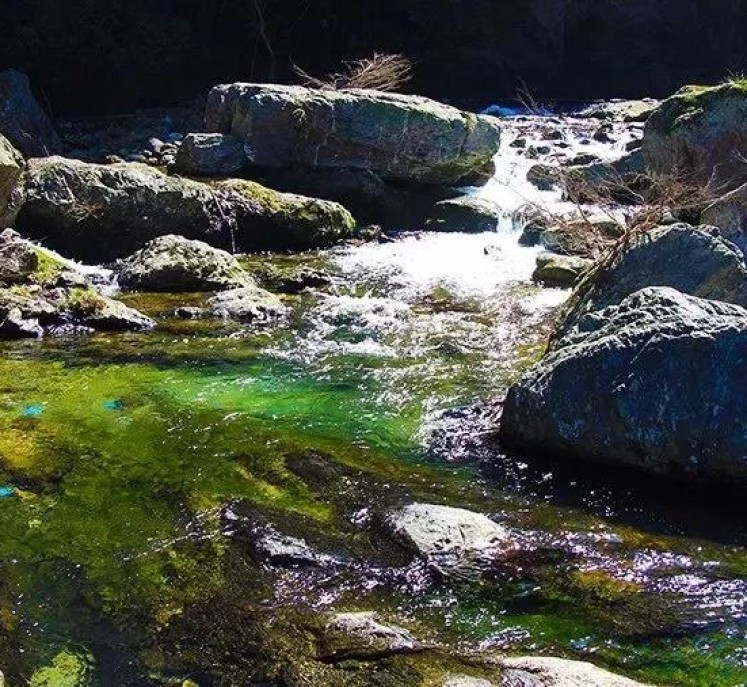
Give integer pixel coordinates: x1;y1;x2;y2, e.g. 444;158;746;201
293;53;413;92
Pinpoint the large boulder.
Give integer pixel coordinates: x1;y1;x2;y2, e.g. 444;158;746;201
0;134;23;226
0;70;62;157
205;83;501;185
558;224;747;338
501;287;747;483
116;235;254;292
498;657;648;686
642;81;747;187
702;181;747;257
15;157;356;262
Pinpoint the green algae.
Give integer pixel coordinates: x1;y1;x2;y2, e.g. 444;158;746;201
0;247;746;685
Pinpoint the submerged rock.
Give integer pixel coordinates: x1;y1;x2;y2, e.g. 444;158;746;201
643;81;747;187
171;133;247;176
0;69;62;157
382;503;515;577
498;656;647;686
28;649;93;687
116;235;254;292
206;83;501;185
558;224;747;337
0;134;24;226
501;287;747;483
16;157;356;262
208;285;287;323
319;611;423;661
425;196;502;233
532;253;592;287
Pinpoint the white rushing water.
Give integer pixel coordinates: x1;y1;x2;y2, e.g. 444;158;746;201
268;112;644;427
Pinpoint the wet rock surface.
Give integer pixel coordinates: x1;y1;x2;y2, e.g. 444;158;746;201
532;253;592;287
319;612;424;661
426;196;502;233
383;504;516;578
208;285;288;323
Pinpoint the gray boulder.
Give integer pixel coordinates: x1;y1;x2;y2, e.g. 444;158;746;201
425;196;502;233
205;83;500;185
702;181;747;257
382;503;515;577
117;235;253;292
642;82;747;187
171;133;247;177
499;657;648;686
208;286;287;323
501;287;747;482
559;224;747;337
0;70;62;156
0;134;23;226
15;157;356;261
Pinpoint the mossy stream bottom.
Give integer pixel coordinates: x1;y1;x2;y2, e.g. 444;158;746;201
0;253;745;685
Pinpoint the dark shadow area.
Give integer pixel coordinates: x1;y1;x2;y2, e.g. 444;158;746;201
2;0;747;116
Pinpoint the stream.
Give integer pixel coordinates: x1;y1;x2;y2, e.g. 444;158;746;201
0;113;746;685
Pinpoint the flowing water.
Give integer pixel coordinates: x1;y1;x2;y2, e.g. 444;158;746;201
1;115;746;685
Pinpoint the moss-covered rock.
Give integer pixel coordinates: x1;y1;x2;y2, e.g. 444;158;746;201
642;81;747;187
29;649;92;687
425;196;502;233
532;252;592;287
0;134;23;227
217;178;356;252
0;229;154;338
116;234;254;292
208;285;288;323
206;84;500;185
15;157;356;262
